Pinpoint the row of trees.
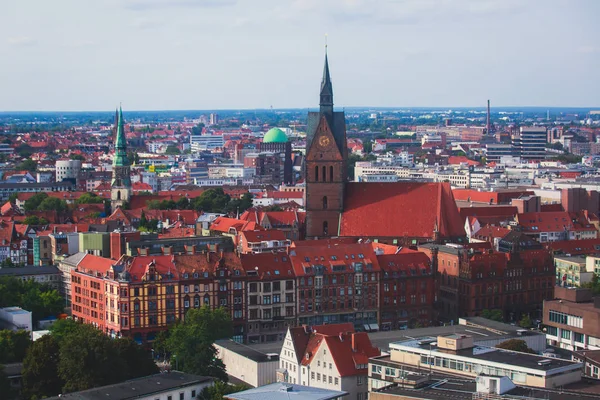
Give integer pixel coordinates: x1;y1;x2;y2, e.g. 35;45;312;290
0;277;64;324
480;309;534;329
146;189;253;214
20;319;158;399
23;193;68;213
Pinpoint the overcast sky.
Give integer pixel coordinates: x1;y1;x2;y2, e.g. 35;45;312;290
1;0;599;111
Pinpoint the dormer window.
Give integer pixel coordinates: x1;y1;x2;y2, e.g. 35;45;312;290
193;273;199;278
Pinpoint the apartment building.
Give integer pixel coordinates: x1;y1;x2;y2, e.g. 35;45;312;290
288;242;381;328
240;253;296;343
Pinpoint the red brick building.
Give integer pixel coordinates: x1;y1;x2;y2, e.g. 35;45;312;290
377;249;435;330
420;243;554;322
288;241;380;329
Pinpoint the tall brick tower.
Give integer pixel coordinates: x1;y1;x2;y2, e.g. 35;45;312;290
304;52;347;238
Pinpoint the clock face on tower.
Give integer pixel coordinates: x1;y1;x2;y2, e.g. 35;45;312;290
319;136;331;147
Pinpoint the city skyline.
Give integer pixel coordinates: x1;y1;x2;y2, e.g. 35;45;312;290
1;0;599;111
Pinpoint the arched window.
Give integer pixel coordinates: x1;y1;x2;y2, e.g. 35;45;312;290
322;166;327;182
117;191;121;200
323;221;328;236
315;166;319;182
329;166;334;182
323;196;328;210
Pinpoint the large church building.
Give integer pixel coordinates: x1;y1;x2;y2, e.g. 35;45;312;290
304;54;466;245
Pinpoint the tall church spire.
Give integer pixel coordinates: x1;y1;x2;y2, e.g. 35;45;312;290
114;106;127;154
319;50;333;114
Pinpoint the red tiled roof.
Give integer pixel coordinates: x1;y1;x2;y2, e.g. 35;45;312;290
459;206;518;221
77;254;115;275
541;204;564;212
288;323;354;364
239;253;294;279
210;217;260;233
447;156;480;166
341;182;465;239
546;238;600;255
0;222;15;244
1;202;14;215
288;242;382;277
517;211;573;232
240;230;287;243
472;226;512;240
377;251;431;273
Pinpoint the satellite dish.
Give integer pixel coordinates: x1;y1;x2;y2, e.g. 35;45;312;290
474;365;483;374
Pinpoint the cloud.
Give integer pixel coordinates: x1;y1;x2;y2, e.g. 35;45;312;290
131;17;165;30
64;40;96;48
123;0;236;11
577;45;599;54
6;36;36;46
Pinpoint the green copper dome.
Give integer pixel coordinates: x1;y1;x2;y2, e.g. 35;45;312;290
263;128;288;143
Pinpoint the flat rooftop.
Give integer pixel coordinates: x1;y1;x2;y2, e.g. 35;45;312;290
244;317;544;354
47;372;212;400
215;339;279;363
227;383;347;400
392;337;578;372
374;378;600;400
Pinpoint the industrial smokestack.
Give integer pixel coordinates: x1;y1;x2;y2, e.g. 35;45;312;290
486;99;491;135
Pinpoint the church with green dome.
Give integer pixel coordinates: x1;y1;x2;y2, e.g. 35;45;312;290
259;127;293;184
263;128;288;143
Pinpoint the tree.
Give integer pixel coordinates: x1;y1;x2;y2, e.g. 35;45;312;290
58;324;127;393
191;189;231;213
17;159;37;172
23;215;49;225
198;380;249;400
76;193;103;205
496;339;536;354
24;193;49;212
0;277;63;324
37;197;68;212
167;307;233;380
481;309;504;322
0;365;13;400
114;337;159;379
69;154;86;161
518;314;533;329
165;145;181;155
8;193;18;203
0;330;31;363
21;334;64;400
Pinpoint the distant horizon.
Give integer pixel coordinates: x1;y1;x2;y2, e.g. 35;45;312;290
1;105;599;114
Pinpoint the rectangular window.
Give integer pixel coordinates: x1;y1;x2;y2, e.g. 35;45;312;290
179;394;184;400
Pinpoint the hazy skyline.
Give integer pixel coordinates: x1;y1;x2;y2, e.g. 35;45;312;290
1;0;599;111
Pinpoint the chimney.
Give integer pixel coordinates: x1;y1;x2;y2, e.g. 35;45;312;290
339;333;344;342
351;333;357;352
486;99;491;135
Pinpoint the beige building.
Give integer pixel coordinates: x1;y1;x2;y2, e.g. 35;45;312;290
215;339;279;388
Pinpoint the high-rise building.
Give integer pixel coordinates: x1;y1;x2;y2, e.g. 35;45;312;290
55;159;82;183
304;53;347;238
209;113;219;125
512;127;547;161
111;107;132;211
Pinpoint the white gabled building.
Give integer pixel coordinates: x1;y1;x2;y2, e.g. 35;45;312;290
279;324;380;400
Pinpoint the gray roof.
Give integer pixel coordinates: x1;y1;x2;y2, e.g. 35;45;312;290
244;317;545;355
227;383;348;400
46;372;212;400
61;252;87;267
215;339;279;363
0;265;60;277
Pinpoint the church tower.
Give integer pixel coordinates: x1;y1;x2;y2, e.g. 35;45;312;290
111;106;132;211
304;52;348;238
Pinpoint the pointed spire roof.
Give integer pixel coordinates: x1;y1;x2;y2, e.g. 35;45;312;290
115;106;126;151
319;50;333;113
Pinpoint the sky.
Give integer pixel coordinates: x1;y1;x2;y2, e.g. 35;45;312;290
1;0;599;111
